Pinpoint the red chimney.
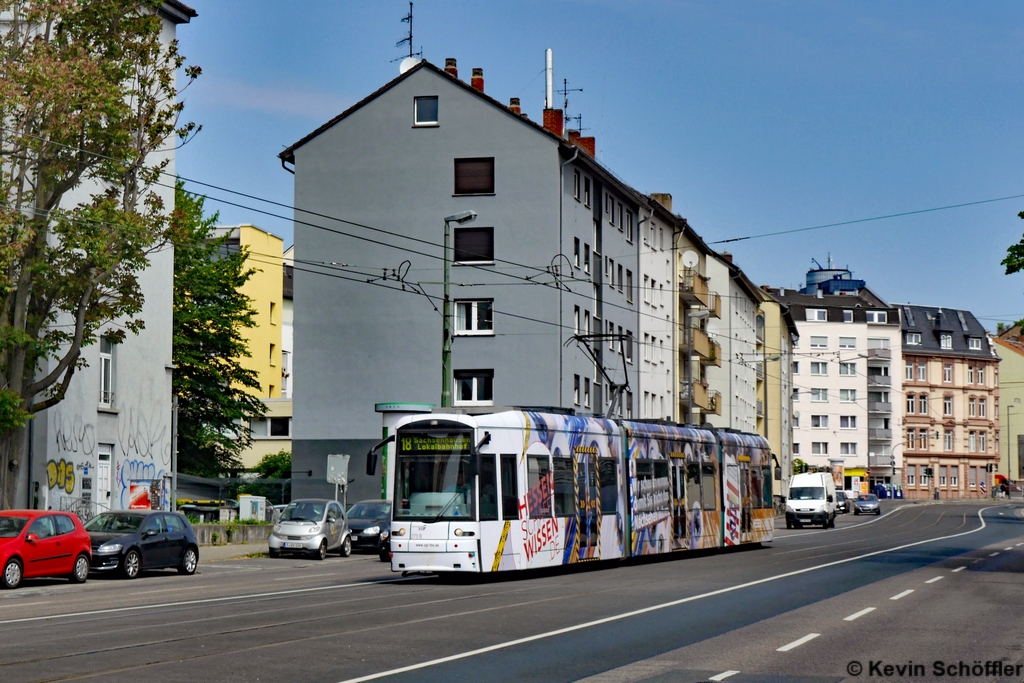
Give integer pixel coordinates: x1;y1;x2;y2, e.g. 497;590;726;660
567;129;580;144
444;58;458;78
721;251;733;263
577;136;595;157
509;97;521;115
543;108;563;137
471;68;484;92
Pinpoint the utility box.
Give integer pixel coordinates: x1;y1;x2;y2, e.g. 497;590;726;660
238;494;266;521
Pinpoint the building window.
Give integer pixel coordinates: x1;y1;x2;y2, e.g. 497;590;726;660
811;442;828;456
455;300;494;334
950;466;959;487
980;431;987;451
573;170;580;200
583;244;591;274
967;366;974;384
978;366;985;385
454;369;494;405
943;396;952;416
574;375;580;405
251;417;292;439
839;362;856;376
905;361;914;381
917;363;926;381
608;321;616;351
584;377;591;408
839;336;856;349
968;337;982;350
617;264;623;292
906;333;922;345
840;389;856;403
806;309;827;322
625;331;633;363
907;465;916;486
414;96;439;125
793;388;800;401
453;227;494;263
843;310;853;323
918;394;928;414
811;362;828;376
811;388;828;402
626;270;633;302
840;442;857;455
583;177;591;207
944;430;953;451
906;394;915;414
574;306;580;334
281;351;291;398
979;398;987;417
269;343;276;365
584;310;591;335
269;301;276;325
969;466;977;487
906;429;916;450
792;361;800;374
939;467;947;486
453;157;495;195
626;211;634;243
918;429;928;450
792;414;800;428
606;257;613;282
943;364;952;382
866;311;887;323
573;238;580;267
968;397;976;417
99;337;115;407
840;416;856;429
940;334;952;350
969;431;976;452
810;335;828;349
792;443;801;455
811;415;828;428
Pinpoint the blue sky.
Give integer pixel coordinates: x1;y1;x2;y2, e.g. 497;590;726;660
175;1;1024;329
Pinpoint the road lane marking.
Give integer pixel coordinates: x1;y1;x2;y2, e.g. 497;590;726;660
0;601;51;609
843;607;876;621
925;576;943;584
972;559;982;563
890;590;914;600
775;506;907;539
951;567;965;573
989;552;1000;557
1017;543;1024;546
274;574;338;581
1005;547;1013;551
709;671;740;681
777;633;820;652
337;507;1002;683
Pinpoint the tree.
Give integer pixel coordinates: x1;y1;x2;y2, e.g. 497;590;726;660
0;0;200;507
236;450;291;504
1002;212;1024;329
172;182;265;476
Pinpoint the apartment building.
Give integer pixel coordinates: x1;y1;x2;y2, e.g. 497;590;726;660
768;287;902;491
900;305;999;499
758;294;799;498
993;327;1024;480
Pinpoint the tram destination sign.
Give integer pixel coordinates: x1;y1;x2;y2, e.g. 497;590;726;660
399;432;473;455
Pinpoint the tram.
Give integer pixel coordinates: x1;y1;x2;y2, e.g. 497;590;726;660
365;409;775;574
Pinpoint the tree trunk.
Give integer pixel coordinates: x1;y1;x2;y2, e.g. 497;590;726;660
0;425;27;510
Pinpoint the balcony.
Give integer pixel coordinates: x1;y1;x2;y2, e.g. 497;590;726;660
689;328;722;367
679;270;710;308
867;374;891;387
708;390;722;415
680;380;711;411
868;428;892;440
867;348;892;360
868;455;895;469
867;402;892;413
709;292;722;319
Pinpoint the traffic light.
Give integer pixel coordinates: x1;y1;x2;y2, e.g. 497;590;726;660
986;464;994;473
889;456;896;468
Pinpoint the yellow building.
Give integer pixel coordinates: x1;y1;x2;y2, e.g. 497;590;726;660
757;295;798;499
215;225;292;469
994;328;1024;482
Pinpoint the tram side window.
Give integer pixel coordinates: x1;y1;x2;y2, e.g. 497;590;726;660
701;463;718;510
527;455;552;518
479;455;498;521
634;460;670;511
686;462;702;508
763;466;773;508
750;465;763;509
598;458;618;513
553;457;576;516
500;454;519;520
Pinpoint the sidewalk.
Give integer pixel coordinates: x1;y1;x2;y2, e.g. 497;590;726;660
198;542;268;561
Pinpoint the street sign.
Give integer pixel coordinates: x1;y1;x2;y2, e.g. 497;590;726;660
326;454;350;485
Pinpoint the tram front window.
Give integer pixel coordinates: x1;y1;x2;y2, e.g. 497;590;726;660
394;429;476;521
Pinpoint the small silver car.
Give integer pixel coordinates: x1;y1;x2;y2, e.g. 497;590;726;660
854;494;881;515
268;499;351;560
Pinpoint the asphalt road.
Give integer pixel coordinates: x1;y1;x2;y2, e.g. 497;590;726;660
0;500;1021;683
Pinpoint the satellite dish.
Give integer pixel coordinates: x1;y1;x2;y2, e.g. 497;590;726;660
681;250;699;269
793;411;800;419
399;56;421;74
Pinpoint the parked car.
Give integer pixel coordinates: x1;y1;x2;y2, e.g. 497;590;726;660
854;494;881;515
0;511;92;589
85;511;199;579
269;499;351;560
835;490;850;514
346;500;392;562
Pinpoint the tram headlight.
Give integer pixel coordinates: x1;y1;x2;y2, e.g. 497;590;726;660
453;528;464;536
394;528;406;536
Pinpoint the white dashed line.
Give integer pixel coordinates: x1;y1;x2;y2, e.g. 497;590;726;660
951;567;965;573
709;671;740;681
1004;547;1013;551
777;633;821;652
843;607;876;621
890;590;914;600
1016;542;1024;547
925;576;944;584
989;552;1000;557
0;601;51;609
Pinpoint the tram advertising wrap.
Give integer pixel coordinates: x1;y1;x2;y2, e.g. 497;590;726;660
379;410;773;574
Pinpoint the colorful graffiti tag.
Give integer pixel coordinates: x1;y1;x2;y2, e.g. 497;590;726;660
46;458;76;494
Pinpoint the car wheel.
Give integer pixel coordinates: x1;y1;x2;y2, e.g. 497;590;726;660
785;521;792;529
339;536;352;558
315;540;327;561
268;549;280;558
69;554;90;584
2;558;22;589
379;550;391;562
178;547;198;575
121;549;141;579
854;510;860;516
876;509;881;516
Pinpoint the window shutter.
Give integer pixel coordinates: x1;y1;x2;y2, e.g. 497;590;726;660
454;158;495;194
454;227;494;262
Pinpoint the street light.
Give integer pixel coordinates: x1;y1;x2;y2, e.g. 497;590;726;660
684;308;710;425
441;211;477;408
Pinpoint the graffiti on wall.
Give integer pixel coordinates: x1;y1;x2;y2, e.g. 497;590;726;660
45;458;76;494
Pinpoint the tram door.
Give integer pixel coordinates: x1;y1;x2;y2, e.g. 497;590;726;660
739;456;752;541
670;454;687;550
574;448;600;560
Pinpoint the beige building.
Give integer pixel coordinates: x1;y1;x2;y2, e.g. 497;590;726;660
758;294;798;498
899;305;999;499
992;327;1024;482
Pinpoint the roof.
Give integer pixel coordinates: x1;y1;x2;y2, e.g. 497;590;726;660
898;304;996;359
764;287;899;325
159;0;196;23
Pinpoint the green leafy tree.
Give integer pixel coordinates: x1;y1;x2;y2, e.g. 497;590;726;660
172;182;265;476
0;0;200;507
236;450;291;503
1002;213;1024;328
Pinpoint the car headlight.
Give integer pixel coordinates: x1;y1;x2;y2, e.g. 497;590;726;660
97;543;122;554
309;526;320;534
363;526;380;536
380;529;390;539
273;524;281;533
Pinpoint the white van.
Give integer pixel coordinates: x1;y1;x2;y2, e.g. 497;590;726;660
786;472;837;529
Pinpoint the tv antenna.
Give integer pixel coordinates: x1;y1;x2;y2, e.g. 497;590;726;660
557;78;583;113
393;2;422;65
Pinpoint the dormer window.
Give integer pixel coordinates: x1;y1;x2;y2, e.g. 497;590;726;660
806;309;826;322
865;311;887;323
968;337;982;350
906;333;921;345
940;334;952;350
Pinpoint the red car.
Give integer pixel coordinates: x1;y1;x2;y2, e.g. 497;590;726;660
0;511;92;589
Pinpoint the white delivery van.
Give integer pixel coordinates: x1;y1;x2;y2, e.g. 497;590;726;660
785;472;837;528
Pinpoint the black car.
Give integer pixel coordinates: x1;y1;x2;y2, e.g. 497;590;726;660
835;491;850;514
84;511;199;579
346;500;392;562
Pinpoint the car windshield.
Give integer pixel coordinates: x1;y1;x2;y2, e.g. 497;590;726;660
0;516;29;538
347;502;391;519
84;513;145;532
836;492;846;501
281;501;326;522
860;494;878;502
789;486;825;501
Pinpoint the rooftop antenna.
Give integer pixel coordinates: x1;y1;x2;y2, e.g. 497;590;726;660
558;78;583;113
393;2;422;68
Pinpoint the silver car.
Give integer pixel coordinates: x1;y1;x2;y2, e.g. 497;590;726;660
854;494;881;515
268;499;352;560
